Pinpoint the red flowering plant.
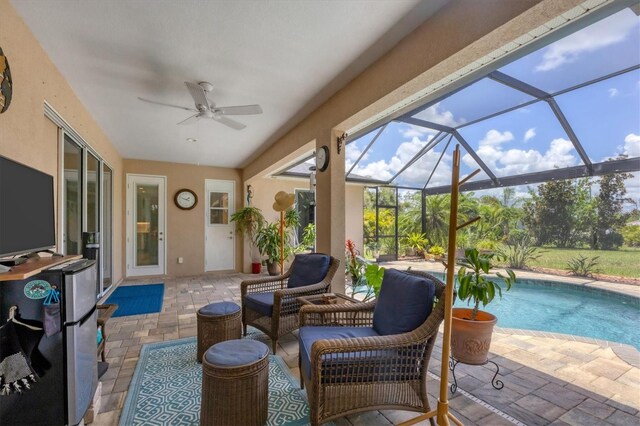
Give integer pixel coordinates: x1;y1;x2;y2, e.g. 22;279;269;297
345;240;364;284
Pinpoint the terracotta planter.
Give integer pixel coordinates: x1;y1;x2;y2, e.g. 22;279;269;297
451;308;496;365
251;262;262;274
266;262;281;276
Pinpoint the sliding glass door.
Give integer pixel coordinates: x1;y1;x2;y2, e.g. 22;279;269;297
63;136;82;255
102;164;113;293
60;133;113;298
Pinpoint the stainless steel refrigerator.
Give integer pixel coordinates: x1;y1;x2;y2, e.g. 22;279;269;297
0;259;98;425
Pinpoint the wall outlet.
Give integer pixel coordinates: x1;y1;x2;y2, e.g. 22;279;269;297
178;257;184;264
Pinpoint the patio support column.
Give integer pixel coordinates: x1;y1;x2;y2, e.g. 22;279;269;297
315;129;346;293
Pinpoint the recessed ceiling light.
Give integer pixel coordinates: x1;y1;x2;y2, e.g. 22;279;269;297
187;138;197;142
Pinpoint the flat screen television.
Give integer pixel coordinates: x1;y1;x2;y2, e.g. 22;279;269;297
0;155;56;257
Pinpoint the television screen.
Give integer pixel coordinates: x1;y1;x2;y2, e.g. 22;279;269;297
0;155;55;257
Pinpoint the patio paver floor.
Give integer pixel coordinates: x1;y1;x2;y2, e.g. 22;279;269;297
94;273;640;425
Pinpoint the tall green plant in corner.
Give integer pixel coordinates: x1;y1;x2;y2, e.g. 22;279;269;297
231;207;265;267
456;248;516;321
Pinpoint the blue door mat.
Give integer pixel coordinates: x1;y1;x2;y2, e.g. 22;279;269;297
105;283;164;317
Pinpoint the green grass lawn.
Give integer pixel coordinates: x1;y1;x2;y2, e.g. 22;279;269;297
526;247;640;278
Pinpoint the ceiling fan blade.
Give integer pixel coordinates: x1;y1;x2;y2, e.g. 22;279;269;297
177;113;200;126
185;82;209;109
215;104;263;115
213;115;246;130
138;97;196;112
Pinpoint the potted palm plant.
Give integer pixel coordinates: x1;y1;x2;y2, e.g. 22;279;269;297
231;206;266;274
255;222;282;275
452;248;516;365
405;232;428;257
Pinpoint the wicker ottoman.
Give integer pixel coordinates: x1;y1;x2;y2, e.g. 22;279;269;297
200;339;270;426
197;302;242;363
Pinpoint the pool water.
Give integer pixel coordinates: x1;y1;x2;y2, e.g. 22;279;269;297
452;278;640;350
355;275;640;349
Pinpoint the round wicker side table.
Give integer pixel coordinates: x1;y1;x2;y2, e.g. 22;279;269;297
196;301;242;363
200;339;270;426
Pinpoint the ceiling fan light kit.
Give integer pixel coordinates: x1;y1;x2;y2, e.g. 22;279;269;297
138;81;263;130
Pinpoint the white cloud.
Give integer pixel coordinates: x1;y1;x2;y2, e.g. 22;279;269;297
479;129;514;147
400;124;435;139
535;13;638;72
349;137;453;187
524;128;536;142
463;130;578;177
414;102;465;127
623;133;640;158
608;88;619;98
345;141;370;171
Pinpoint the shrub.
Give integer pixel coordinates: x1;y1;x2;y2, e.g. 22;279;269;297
496;233;543;269
476;239;499;251
598;231;624;250
428;245;445;257
621;225;640;247
567;255;601;277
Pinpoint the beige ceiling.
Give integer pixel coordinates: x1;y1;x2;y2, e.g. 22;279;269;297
12;0;449;167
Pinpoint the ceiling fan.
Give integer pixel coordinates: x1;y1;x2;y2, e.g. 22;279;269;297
138;81;262;130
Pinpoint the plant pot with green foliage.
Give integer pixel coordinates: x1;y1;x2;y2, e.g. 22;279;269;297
405;232;428;257
452;248;516;365
426;245;445;261
231;206;266;274
255;222;283;276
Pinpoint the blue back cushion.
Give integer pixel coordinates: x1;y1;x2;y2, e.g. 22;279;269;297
287;253;331;288
372;269;436;336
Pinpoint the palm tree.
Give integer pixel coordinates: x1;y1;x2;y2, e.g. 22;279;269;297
424;194;450;246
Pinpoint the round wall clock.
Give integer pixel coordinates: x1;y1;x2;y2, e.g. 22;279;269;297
174;188;198;210
0;47;12;114
316;145;330;172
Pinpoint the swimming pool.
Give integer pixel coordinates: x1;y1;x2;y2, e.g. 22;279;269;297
355;273;640;349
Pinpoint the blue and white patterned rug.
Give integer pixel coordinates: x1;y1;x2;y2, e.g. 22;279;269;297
119;332;315;426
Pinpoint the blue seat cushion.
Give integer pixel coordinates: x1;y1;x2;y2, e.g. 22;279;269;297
199;301;240;316
243;292;275;317
372;269;435;336
204;339;269;367
287;253;330;288
298;326;380;380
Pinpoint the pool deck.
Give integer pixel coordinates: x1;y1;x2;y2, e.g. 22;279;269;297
94;272;640;426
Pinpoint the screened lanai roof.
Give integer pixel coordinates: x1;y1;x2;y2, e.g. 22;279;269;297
279;7;640;196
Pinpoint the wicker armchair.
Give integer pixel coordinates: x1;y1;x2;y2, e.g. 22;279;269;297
298;270;446;426
241;254;339;353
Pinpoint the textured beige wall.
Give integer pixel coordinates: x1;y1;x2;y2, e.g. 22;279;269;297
0;0;124;283
345;184;364;251
123;159;242;277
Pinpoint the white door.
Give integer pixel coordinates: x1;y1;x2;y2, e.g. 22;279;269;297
126;175;166;276
205;179;235;271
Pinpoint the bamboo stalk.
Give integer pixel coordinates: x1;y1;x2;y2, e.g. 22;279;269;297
279;210;285;288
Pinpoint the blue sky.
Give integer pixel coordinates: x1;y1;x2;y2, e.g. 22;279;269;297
343;8;639;203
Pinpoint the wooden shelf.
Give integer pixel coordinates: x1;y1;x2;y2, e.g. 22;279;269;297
0;255;82;282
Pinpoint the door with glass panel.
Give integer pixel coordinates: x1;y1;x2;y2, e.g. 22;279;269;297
126;175;166;276
204;179;235;271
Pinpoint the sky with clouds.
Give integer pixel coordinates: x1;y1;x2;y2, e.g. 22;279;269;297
341;8;640;205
